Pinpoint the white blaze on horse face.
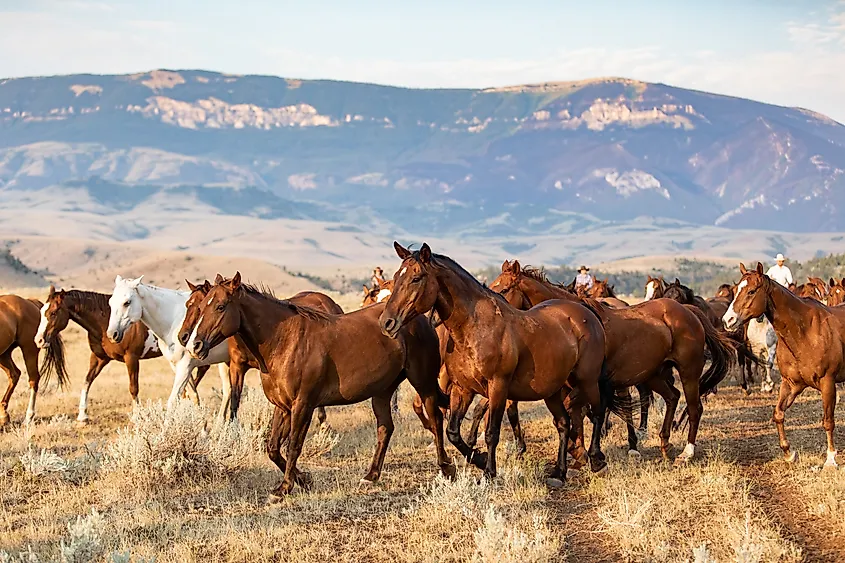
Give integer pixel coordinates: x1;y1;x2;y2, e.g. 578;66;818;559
723;279;748;328
645;281;655;300
376;288;392;303
400;267;407;277
35;302;49;348
186;315;203;358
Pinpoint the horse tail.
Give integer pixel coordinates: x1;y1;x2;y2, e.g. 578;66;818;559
39;332;70;392
685;305;737;397
597;359;640;422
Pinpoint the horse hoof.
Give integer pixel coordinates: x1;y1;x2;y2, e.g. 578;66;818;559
545;477;564;489
441;463;457;480
469;451;488;470
784;450;798;463
823;462;838;471
673;455;692;467
0;414;9;427
627;449;642;459
267;493;285;504
565;468;581;480
75;419;89;428
592;464;609;477
359;477;378;487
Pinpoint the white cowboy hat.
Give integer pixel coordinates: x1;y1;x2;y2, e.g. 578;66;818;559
775;253;785;261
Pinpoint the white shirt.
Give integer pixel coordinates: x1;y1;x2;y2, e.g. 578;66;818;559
766;264;793;287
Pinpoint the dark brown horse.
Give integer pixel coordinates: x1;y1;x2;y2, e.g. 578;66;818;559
183;273;452;497
489;261;735;462
644;275;666;300
380;242;623;484
35;286;166;424
178;277;344;424
724;262;845;467
1;294;68;425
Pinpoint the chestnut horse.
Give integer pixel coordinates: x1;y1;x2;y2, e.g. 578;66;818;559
724;262;845;467
34;286;167;424
177;277;344;423
586;278;630;308
362;279;395;307
1;294;68;425
489;261;735;462
644;275;666;300
380;242;622;483
184;273;452;497
827;278;845;306
795;276;828;303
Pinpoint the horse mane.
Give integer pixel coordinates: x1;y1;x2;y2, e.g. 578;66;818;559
427;253;510;305
61;290;111;315
520;266;577;295
240;282;330;321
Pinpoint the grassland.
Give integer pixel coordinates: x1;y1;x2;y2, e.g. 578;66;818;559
1;288;844;562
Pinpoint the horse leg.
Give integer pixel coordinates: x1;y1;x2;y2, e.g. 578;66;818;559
390;386;400;415
773;378;806;462
412;393;434;434
267;406;298;500
183;365;208;404
565;396;588;471
620;388;641;456
647;369;681;461
228;359;247;421
505;400;527;457
166;358;195;412
215;363;231;423
482;378;508;479
635;383;652;441
279;399;315;495
361;391;397;484
21;343;41;425
820;377;838;468
125;354;140;405
418;385;455;478
447;384;486;470
674;368;703;465
315;406;327;428
466;395;488;448
544;392;571;486
78;354;109;424
0;350;21;425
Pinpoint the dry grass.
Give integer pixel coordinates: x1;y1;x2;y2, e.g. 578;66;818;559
1;293;844;562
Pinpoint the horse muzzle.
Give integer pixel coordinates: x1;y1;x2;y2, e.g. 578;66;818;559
379;315;402;339
190;339;209;360
109;328;125;344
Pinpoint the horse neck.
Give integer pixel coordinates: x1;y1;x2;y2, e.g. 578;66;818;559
431;262;494;335
521;277;574;306
235;292;301;368
765;281;814;343
136;284;188;342
65;292;109;337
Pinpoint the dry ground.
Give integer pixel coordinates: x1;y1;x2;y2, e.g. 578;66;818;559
1;297;844;561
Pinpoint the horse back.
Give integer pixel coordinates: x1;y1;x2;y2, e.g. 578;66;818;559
0;294;40;345
289;291;344;315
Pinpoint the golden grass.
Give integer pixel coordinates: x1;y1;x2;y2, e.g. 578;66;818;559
1;301;843;561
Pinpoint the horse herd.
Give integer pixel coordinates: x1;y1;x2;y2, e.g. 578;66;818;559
1;243;844;500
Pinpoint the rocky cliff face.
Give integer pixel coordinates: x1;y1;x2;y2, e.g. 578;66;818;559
1;70;844;232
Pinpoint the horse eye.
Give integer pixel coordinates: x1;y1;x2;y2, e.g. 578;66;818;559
124;301;131;307
216;303;226;312
411;276;422;283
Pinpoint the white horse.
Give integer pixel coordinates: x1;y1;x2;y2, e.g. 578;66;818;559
106;276;232;419
746;316;777;393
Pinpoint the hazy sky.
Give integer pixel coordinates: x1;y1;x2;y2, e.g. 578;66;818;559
2;0;845;121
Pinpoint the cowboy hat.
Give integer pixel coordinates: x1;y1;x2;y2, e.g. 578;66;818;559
774;253;785;262
578;265;589;272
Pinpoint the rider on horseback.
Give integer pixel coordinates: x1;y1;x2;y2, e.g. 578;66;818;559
765;254;793;287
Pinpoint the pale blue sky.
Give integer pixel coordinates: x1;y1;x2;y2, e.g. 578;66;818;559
2;0;845;121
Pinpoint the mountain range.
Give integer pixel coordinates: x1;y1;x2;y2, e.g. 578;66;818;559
1;69;845;269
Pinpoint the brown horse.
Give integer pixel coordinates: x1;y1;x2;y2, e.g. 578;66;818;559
1;294;68;425
183;273;452;497
178;277;344;424
586;278;630;308
380;242;623;484
644;275;665;300
35;286;167;424
362;279;395;307
795;276;828;302
827;278;845;306
724;262;845;467
489;261;735;462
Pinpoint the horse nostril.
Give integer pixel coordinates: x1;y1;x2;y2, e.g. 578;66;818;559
192;340;202;354
384;318;397;332
179;333;188;345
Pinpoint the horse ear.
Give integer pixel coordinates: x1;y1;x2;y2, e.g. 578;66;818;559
419;243;431;263
114;275;123;285
186;279;198;292
128;276;143;288
658;275;664;282
501;260;510;272
510;260;521;274
214;273;224;284
831;278;836;287
231;271;242;288
739;263;747;275
203;280;212;291
48;284;56;296
603;277;608;283
647;275;653;282
674;278;680;285
394;241;412;260
756;262;764;275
